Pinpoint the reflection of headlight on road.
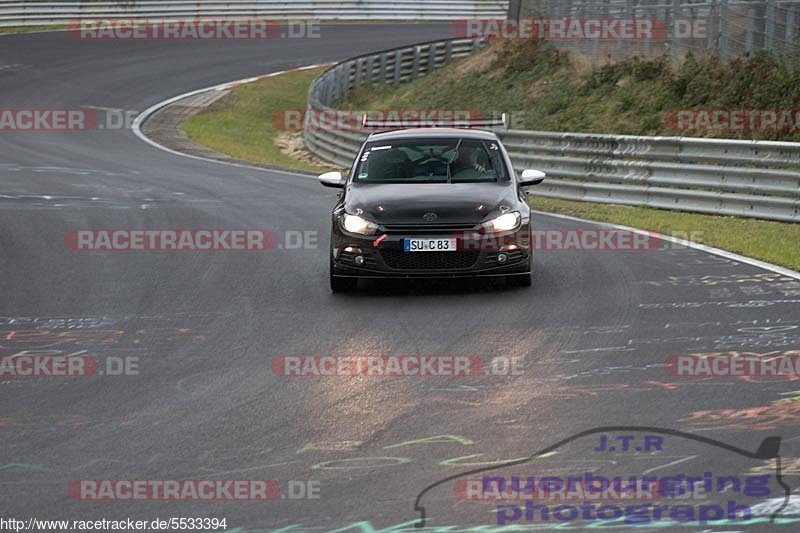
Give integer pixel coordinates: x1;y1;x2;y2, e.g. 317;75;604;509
341;214;379;235
483;212;521;233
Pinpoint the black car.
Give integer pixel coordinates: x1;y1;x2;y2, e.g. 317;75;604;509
319;127;545;292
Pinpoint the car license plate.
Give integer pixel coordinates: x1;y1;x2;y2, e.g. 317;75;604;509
404;238;457;252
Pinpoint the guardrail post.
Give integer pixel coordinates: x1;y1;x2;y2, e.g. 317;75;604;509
581;1;599;65
341;62;352;100
746;7;756;54
411;45;421;81
322;76;332;107
765;0;776;52
616;0;634;60
379;52;388;84
426;43;437;74
331;70;340;103
719;0;729;60
366;55;375;84
706;0;716;52
639;0;652;58
787;4;798;58
328;74;337;106
340;67;349;101
393;49;403;85
558;0;568;19
444;39;453;65
670;0;681;62
354;58;363;88
470;38;481;56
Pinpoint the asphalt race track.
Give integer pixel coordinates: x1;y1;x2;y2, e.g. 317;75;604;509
2;24;800;532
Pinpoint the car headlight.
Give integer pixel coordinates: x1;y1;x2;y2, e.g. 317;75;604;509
483;212;521;233
341;213;379;236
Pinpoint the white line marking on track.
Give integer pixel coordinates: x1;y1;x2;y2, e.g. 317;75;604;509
561;347;636;354
642;455;696;474
81;105;136;113
131;64;332;179
532;210;800;281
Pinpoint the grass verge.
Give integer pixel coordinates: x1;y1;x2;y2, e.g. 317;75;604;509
183;67;332;174
343;41;800;142
531;196;800;271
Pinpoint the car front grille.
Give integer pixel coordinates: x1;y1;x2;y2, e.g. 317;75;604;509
380;250;480;270
382;224;477;235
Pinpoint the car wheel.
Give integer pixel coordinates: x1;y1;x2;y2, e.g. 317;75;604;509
330;258;357;293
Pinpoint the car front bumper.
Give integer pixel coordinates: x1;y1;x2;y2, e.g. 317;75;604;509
331;228;532;279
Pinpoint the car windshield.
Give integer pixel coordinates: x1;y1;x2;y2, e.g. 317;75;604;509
354;138;507;183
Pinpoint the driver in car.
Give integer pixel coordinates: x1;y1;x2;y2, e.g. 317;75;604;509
450;145;488;179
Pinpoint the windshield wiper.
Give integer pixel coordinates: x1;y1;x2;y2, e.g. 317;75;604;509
446;139;463;184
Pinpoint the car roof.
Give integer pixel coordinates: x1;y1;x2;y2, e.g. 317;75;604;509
366;128;500;142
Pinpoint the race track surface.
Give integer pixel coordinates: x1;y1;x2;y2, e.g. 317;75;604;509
1;25;800;532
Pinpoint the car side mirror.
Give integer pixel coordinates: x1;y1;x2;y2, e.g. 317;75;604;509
519;169;546;187
319;171;345;189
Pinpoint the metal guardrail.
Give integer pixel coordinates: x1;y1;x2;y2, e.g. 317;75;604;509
0;0;509;26
502;130;800;222
304;39;800;222
305;38;490;166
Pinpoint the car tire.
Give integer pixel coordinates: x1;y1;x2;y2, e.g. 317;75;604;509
330;258;357;293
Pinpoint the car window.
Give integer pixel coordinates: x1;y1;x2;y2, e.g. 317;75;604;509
354;138;506;183
449;140;503;182
483;140;507;180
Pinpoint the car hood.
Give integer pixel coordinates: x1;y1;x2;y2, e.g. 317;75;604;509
345;182;518;226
